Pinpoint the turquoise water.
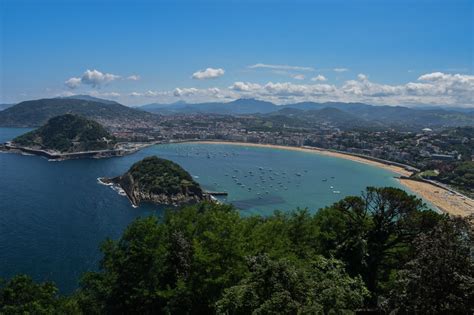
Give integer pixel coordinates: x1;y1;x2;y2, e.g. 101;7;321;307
1;128;409;293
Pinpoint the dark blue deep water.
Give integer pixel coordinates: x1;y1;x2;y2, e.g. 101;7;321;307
1;128;413;293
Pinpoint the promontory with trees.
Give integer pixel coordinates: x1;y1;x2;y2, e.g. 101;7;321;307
100;156;208;207
1;114;147;159
9;114;116;153
1;187;472;314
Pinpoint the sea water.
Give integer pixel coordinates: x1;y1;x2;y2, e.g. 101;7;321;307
0;128;416;293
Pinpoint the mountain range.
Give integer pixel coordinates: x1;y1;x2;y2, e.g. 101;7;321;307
0;95;472;129
138;99;474;129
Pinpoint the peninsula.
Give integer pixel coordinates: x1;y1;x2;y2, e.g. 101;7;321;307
1;114;146;160
100;156;210;207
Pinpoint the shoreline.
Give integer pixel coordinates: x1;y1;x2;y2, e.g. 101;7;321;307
189;140;473;217
0;142;152;161
193;140;413;176
399;178;473;217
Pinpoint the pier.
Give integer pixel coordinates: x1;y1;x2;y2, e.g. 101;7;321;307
204;191;228;196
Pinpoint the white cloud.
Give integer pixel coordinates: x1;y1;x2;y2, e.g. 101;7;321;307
357;73;368;81
65;69;122;89
291;74;305;80
248;63;314;71
334;68;349;73
229;82;262;92
127;75;141;81
417;72;446;81
164;87;234;100
237;72;472;106
65;77;81;89
341;74;401;97
192;68;225;80
173;87;199;96
263;82;336;97
129;90;170;97
144;90;160;97
311;75;327;82
122;71;473;107
81;69;120;87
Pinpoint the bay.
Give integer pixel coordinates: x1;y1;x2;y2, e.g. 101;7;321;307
0;127;413;293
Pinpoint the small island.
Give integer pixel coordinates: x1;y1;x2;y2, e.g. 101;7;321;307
100;156;212;207
1;114;144;160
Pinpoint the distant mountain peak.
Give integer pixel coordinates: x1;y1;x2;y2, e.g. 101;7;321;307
231;98;274;105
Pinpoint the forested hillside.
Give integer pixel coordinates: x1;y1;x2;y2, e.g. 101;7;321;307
12;114;116;152
1;187;472;314
0;98;156;127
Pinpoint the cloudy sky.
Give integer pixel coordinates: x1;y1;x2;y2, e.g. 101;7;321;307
1;0;472;107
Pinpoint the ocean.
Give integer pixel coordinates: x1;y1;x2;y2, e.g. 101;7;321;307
0;127;411;293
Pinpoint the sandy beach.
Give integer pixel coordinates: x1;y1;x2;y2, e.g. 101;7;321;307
399;179;473;217
194;141;473;217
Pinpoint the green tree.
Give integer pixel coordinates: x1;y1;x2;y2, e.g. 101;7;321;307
313;187;442;304
216;254;368;314
1;188;451;314
388;216;474;314
78;202;246;314
0;275;79;314
241;209;319;262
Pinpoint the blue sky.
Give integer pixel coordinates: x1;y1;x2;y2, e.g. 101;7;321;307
1;0;472;106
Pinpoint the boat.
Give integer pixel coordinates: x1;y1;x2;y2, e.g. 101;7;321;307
333;190;341;194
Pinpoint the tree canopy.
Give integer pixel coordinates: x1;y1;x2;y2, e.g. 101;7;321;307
13;114;115;152
2;187;471;314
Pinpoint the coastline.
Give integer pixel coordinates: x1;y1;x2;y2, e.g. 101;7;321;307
194;140;413;176
399;178;473;217
0;142;152;160
191;140;473;217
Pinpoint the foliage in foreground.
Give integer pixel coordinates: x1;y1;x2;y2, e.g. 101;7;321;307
387;216;474;314
1;187;472;314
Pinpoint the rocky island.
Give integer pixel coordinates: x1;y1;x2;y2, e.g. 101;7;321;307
100;156;211;207
1;114;143;160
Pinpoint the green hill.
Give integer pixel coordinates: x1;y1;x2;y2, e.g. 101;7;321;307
108;156;205;206
12;114;116;152
0;98;157;127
